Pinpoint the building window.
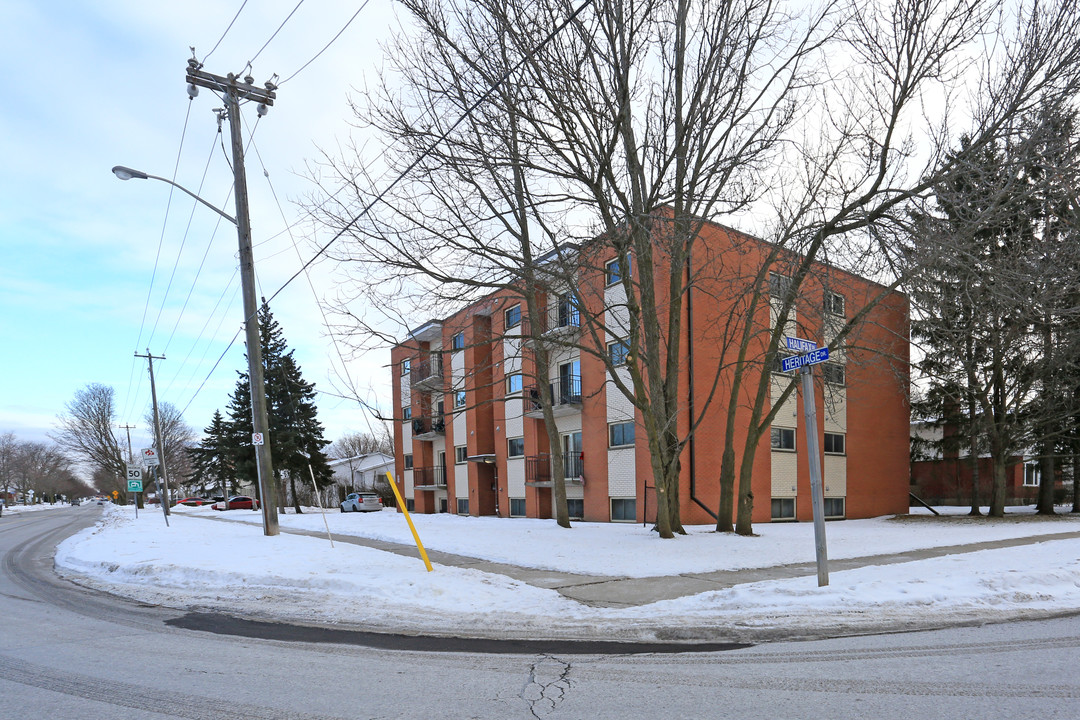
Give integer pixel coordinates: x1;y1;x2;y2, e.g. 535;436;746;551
825;291;846;316
508;437;525;457
505;304;522;329
769;272;792;298
405;499;415;511
455;446;468;464
824;432;845;455
771;497;795;520
605;255;632;285
509;498;526;517
457;498;469;515
823;363;845;386
771;427;796;451
609;338;630;366
609;422;635;448
401;359;411;376
824;497;845;518
1024;463;1041;487
404;454;413;470
402;406;412;421
506;373;523;394
566;498;584;520
452;332;465;350
455;390;467;408
611;498;636;522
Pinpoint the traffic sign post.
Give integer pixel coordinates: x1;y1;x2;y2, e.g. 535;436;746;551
799;363;829;586
126;464;144;519
781;346;829;373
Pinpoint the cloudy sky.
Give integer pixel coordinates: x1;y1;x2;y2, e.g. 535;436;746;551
1;1;403;455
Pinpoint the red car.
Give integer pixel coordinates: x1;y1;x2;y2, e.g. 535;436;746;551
213;495;261;511
174;497;213;507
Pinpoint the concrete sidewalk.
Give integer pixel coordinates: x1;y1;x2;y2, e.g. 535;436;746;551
262;520;1080;608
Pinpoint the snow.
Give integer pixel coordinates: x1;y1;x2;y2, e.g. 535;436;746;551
53;504;1080;640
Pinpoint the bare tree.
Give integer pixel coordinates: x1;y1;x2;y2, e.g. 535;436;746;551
52;383;125;498
328;431;393;459
144;401;196;495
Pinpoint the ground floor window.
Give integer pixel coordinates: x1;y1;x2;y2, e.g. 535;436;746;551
509;498;526;517
1023;463;1041;487
610;497;636;522
771;497;795;520
457;498;469;515
405;499;415;511
566;498;584;520
823;497;845;519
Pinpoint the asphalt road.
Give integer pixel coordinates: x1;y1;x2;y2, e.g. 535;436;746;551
3;506;1080;719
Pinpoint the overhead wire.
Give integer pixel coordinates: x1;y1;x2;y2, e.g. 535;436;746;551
278;1;370;86
201;0;248;64
121;99;195;427
245;0;305;71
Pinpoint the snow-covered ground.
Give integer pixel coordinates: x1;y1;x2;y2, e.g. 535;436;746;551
2;501;74;516
53;504;1080;641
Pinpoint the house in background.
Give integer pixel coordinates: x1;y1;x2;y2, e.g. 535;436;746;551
910;421;1057;506
328;453;394;500
391;216;910;524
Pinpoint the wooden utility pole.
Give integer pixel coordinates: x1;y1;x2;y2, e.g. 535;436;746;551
135;349;170;526
186;58;280;535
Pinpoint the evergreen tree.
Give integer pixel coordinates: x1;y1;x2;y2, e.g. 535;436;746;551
224;301;333;512
188;410;237;499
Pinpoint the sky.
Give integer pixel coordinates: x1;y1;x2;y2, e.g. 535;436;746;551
0;1;402;458
45;502;1080;639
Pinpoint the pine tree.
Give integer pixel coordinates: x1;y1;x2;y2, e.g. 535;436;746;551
224;300;333;512
188;410;237;499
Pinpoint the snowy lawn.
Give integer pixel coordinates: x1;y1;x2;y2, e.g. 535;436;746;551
54;504;1080;640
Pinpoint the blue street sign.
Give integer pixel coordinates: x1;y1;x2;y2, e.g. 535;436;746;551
785;336;818;353
781;347;830;373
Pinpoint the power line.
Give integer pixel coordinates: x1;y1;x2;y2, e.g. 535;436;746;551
263;0;597;310
201;1;249;64
279;1;370;86
245;0;305;71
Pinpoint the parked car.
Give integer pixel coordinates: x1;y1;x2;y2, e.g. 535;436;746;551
71;499;81;506
340;492;383;513
174;497;213;507
213;495;260;511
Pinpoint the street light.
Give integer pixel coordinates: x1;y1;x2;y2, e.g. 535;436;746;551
112;163;279;536
111;166;237;225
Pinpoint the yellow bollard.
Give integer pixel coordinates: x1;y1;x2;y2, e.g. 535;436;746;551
385;471;433;572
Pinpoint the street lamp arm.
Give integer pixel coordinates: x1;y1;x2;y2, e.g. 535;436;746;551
111;165;237;226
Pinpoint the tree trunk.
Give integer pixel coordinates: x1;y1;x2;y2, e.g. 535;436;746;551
289;472;302;514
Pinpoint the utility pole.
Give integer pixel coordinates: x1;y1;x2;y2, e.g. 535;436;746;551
136;349;171;525
186;57;280;536
118;424;135;463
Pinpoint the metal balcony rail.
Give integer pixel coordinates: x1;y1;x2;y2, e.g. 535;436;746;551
526;375;582;411
414;465;447;487
410;354;444;390
525;453;584;484
411;415;446;436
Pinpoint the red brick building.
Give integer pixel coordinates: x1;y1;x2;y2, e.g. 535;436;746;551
390;218;910;524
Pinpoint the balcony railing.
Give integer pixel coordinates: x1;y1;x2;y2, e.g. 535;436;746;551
525;453;585;486
410;355;444;393
413;465;447;489
411;415;446;440
524;375;582;417
523;299;580;343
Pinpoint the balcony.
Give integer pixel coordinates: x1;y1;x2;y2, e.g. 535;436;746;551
411;415;446;442
413;465;447;490
524;375;582;418
410;355;444;393
523;297;580;346
525;453;585;488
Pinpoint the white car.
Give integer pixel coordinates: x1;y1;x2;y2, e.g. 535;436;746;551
340;492;383;513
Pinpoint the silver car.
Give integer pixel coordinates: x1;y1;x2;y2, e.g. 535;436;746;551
340;492;383;513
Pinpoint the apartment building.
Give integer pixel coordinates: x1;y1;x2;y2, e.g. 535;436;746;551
390;217;910;524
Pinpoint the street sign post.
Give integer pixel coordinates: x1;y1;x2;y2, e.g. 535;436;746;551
126;465;143;517
781;346;829;373
784;335;818;354
127;479;143;493
140;447;160;467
